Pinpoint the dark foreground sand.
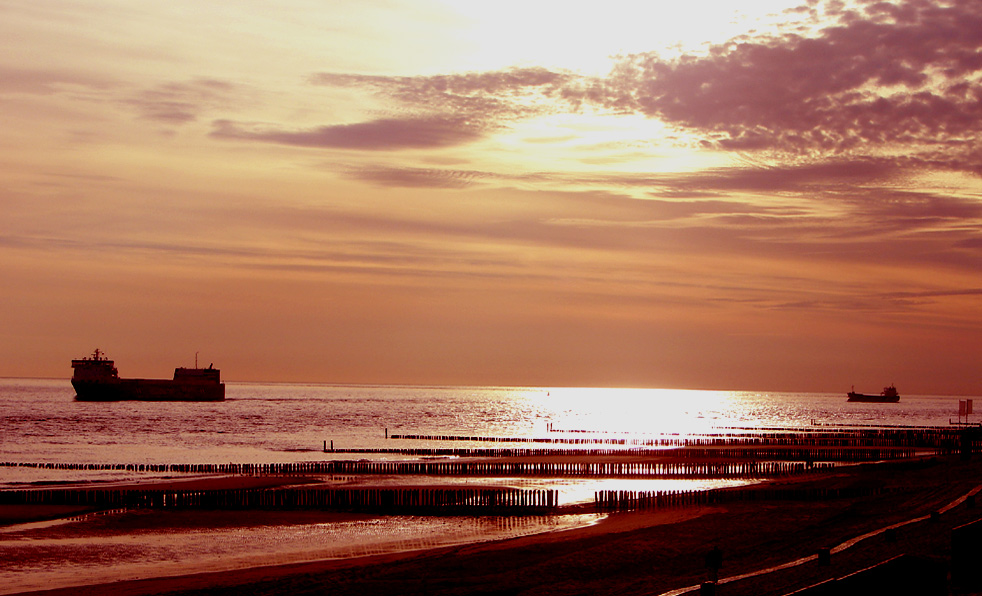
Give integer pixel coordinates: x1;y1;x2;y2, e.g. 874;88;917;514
7;456;982;596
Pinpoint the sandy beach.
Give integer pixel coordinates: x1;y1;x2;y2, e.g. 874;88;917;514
4;453;982;596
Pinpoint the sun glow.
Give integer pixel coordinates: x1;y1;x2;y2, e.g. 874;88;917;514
538;387;737;437
445;0;808;74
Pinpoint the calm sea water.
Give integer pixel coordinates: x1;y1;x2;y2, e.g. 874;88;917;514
1;378;974;485
1;379;976;593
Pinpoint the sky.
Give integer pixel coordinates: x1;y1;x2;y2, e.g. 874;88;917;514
1;0;980;394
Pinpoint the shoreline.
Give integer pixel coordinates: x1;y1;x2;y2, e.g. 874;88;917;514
4;455;982;595
0;473;603;595
0;504;709;596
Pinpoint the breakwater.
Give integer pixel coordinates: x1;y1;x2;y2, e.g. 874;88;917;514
1;459;831;478
323;446;912;461
0;486;558;514
593;458;942;512
594;484;891;512
391;428;967;449
323;459;829;478
1;461;337;474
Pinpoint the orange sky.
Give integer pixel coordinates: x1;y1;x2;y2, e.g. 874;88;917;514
2;0;980;394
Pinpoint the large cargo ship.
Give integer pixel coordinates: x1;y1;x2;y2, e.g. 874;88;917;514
847;384;900;403
71;349;225;402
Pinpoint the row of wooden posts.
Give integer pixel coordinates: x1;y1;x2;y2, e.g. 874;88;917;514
5;481;904;514
0;486;558;513
327;446;914;461
553;425;966;444
391;428;972;449
594;485;890;511
1;461;340;474
2;459;832;478
0;461;946;516
324;459;831;478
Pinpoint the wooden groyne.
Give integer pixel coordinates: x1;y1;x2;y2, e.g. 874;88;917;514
1;459;833;479
593;458;942;512
0;486;558;514
391;428;966;450
0;461;337;474
323;459;830;478
323;446;913;462
594;485;891;512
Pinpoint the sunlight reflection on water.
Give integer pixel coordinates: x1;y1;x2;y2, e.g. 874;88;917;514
1;380;967;470
532;387;737;436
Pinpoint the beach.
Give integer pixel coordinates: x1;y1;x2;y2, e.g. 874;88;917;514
5;452;982;596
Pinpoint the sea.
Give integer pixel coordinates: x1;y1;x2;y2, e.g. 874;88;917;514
1;379;977;593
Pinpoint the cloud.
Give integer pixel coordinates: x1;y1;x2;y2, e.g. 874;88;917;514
310;67;576;121
884;288;982;299
0;68;244;128
642;157;906;195
269;0;982;169
336;154;981;260
212;66;580;151
207;0;982;188
629;160;982;238
0;65;114;95
597;0;982;163
127;78;239;124
342;166;486;188
211;116;483;150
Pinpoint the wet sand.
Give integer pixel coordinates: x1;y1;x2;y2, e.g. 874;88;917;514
6;456;982;596
0;474;321;526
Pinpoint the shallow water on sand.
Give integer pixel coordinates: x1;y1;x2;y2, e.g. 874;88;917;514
0;510;599;594
0;474;750;593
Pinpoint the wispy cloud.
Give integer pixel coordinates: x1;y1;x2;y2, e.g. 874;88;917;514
211;66;580;151
211;116;483;150
0;65;114;95
342;165;487;188
0;66;245;128
127;78;240;124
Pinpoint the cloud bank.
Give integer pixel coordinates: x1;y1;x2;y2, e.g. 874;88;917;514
215;0;982;178
600;0;982;162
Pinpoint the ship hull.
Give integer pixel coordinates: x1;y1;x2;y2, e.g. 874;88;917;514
72;378;225;402
847;392;900;403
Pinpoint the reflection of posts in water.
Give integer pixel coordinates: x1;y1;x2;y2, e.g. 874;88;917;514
705;545;722;582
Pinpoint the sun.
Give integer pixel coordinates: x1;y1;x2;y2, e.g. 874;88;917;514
442;0;811;75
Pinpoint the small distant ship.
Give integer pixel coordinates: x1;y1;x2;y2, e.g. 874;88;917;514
847;384;900;403
71;349;225;402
